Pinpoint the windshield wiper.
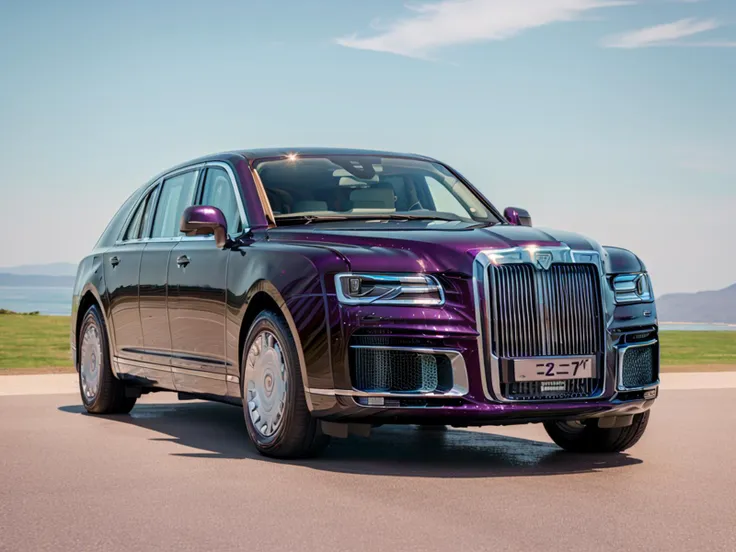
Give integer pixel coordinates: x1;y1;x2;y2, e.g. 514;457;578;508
274;213;471;226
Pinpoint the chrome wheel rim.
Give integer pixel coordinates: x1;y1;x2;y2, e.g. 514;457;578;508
80;323;103;402
244;330;288;438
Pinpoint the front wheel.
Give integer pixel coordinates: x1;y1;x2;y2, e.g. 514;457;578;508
543;411;650;453
241;310;329;458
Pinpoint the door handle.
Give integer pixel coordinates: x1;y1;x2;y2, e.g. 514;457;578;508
176;255;190;268
110;256;120;267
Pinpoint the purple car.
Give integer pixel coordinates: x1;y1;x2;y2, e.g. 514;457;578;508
71;148;658;458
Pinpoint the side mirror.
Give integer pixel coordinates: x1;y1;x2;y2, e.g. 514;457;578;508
503;206;532;227
180;206;228;248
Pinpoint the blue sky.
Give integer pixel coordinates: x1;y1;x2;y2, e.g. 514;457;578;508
0;0;734;295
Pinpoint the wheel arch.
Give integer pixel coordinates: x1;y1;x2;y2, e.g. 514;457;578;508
74;285;110;371
237;280;314;410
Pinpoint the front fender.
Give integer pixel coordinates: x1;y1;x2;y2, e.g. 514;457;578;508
225;238;348;408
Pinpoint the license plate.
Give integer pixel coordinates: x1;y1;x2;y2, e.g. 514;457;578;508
513;357;595;382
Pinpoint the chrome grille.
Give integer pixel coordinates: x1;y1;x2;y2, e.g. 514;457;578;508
489;263;603;358
488;262;604;401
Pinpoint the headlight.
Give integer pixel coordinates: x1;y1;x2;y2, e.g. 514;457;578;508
334;273;445;306
611;273;653;304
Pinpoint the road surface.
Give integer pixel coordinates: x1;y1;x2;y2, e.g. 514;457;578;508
1;381;734;551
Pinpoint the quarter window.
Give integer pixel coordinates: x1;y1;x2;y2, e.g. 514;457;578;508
122;195;146;241
151;171;198;238
199;167;242;235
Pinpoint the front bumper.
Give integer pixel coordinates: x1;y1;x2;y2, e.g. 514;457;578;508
302;266;659;425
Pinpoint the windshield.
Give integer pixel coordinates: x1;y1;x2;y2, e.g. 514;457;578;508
254;156;499;224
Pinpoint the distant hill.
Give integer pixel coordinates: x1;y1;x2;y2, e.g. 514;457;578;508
0;263;77;277
657;283;736;324
0;273;76;288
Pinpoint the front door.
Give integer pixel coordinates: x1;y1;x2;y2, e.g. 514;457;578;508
167;240;229;395
137;168;200;389
167;165;244;395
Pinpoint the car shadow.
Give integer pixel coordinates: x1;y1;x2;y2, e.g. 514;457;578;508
59;401;642;478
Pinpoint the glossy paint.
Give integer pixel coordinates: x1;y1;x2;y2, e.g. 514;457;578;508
71;148;658;426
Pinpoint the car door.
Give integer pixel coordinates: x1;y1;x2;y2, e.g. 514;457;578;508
167;163;246;395
103;193;149;368
137;167;200;389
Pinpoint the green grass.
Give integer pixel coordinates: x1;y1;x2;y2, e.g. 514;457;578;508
0;314;73;370
659;331;736;366
1;315;735;372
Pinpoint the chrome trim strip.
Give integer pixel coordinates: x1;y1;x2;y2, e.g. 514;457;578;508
115;357;170;374
617;339;660;391
472;247;607;403
171;366;226;381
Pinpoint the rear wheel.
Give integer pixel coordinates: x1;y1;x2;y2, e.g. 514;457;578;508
544;411;650;453
241;310;329;458
78;305;136;414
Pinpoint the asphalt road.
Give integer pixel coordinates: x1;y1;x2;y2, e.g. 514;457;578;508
1;388;735;552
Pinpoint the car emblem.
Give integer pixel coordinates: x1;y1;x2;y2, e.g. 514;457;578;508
534;251;553;270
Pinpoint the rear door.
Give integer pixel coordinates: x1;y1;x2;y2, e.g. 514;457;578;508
137;167;200;389
167;163;246;395
103;187;154;368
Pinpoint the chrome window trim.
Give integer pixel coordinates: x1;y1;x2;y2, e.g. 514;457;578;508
472;246;607;403
616;339;660;392
114;160;250;246
309;346;469;400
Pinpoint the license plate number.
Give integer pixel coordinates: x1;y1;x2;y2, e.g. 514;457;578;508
513;357;595;382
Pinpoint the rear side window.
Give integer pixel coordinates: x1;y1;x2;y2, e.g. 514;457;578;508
151;171;198;238
199;167;242;235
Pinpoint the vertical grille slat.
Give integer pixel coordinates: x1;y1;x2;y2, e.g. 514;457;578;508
489;262;604;401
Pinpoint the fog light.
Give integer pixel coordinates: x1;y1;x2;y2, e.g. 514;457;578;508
643;389;657;400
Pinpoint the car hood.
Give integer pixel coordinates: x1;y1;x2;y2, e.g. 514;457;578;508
267;220;606;275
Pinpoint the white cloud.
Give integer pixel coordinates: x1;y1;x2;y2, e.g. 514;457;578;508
602;17;724;48
335;0;631;59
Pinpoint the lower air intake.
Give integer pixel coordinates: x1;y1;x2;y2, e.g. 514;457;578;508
621;344;658;389
350;348;452;393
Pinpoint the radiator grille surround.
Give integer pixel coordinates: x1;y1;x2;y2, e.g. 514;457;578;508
487;261;605;401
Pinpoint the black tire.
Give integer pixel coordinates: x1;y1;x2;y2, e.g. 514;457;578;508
78;305;136;415
240;310;329;459
544;411;650;453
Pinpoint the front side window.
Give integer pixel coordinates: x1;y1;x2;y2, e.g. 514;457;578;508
151;171;198;238
199;167;242;235
254;156;496;224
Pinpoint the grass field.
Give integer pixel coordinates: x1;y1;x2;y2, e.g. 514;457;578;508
0;314;73;370
1;314;735;373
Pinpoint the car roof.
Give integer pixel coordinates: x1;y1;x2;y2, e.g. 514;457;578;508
148;147;440;187
237;147;438;163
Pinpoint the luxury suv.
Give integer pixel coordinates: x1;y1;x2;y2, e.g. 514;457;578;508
71;148;659;458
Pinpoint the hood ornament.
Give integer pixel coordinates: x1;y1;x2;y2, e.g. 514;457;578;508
534;251;553;270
